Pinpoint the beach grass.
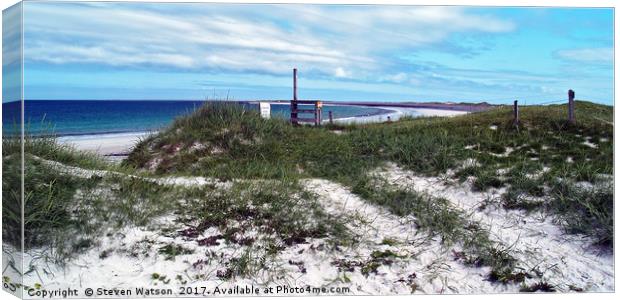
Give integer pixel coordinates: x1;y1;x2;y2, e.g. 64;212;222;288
3;133;350;266
3;125;109;170
351;175;519;282
124;100;612;247
2;131;107;254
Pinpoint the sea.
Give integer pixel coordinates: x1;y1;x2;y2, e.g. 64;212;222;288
2;100;394;137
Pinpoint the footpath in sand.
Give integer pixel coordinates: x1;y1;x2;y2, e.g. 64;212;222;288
295;179;503;294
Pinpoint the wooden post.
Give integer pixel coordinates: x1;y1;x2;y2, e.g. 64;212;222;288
293;68;298;101
329;111;333;124
291;68;298;125
513;100;519;125
315;101;322;126
314;105;318;126
568;89;575;124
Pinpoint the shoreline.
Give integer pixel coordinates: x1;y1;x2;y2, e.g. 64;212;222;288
57;107;468;157
57;131;154;159
332;106;467;124
244;100;492;112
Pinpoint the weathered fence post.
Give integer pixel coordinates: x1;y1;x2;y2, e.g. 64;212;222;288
289;68;322;126
513;100;519;125
328;111;333;124
291;68;298;125
568;89;575;124
293;68;298;101
315;101;322;126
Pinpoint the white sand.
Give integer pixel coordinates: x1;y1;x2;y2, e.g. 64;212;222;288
57;131;154;156
333;107;468;124
409;108;470;117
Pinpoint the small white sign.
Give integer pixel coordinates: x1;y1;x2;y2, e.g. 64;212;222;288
259;102;271;119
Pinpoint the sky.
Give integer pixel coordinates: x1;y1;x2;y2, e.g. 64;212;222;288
2;2;615;104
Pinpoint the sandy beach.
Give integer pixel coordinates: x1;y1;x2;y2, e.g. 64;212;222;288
333;107;468;124
57;131;154;158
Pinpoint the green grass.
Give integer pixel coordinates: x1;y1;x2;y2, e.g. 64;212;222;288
124;100;612;247
350;175;519;281
158;244;193;261
548;178;613;247
175;179;351;248
123;102;376;181
3;129;108;170
126;101;612;182
3;133;350;266
2;154;102;254
2;130;115;254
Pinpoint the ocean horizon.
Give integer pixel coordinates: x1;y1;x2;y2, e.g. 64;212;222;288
1;100;396;137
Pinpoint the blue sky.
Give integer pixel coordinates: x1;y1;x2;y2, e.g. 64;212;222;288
3;2;614;104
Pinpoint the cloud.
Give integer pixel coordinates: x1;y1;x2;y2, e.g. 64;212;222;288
2;3;22;68
334;67;351;78
555;47;613;63
3;3;23;102
22;2;514;79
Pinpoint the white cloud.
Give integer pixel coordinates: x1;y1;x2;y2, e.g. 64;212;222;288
334;67;351;78
556;48;613;63
22;3;515;79
2;3;22;67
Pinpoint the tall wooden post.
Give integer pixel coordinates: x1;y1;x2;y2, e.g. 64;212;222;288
513;100;519;125
329;111;333;124
293;68;298;101
291;68;298;125
568;89;575;124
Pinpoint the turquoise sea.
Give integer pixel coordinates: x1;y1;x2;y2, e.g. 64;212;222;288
2;100;393;136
